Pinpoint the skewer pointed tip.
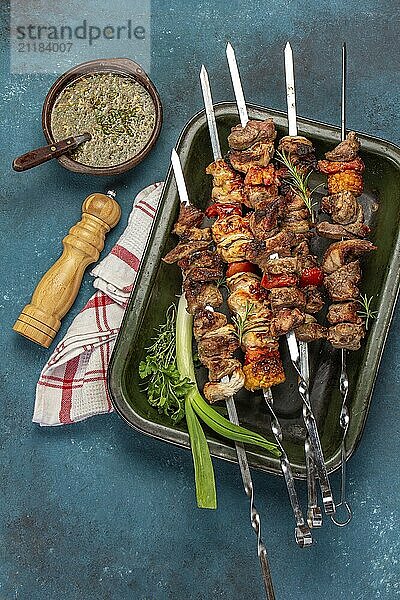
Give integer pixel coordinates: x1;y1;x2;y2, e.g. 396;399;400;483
171;148;178;161
285;41;292;52
226;41;234;56
200;64;208;79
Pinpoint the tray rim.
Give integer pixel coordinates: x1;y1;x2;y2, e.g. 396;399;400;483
108;101;400;479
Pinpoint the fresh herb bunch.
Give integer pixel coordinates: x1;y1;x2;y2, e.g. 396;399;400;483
232;301;256;345
276;150;321;222
357;294;378;330
139;305;193;423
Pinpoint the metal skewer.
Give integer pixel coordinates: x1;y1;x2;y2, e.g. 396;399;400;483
331;42;352;527
225;45;312;547
200;65;276;599
284;42;323;526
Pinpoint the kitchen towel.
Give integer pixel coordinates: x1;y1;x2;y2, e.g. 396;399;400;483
33;182;163;426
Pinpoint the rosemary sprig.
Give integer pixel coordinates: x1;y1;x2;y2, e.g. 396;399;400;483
232;301;256;345
276;150;319;222
357;294;378;331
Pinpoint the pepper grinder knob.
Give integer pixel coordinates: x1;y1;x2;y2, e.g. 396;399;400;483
13;192;121;348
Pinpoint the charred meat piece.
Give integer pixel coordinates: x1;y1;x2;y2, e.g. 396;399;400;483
303;285;325;313
327;323;365;351
183;267;224;282
321;191;361;225
243;348;285;390
282;218;310;234
292;238;311;256
245;231;295;266
316;221;370;240
179;227;213;242
228;118;277;150
172;202;204;236
324;261;361;302
193;309;228;340
322;239;376;274
217;235;251;263
245;187;280;210
183;280;223;314
178;249;223;271
229;141;275;173
163;240;212;264
325;131;360;162
283;190;306;212
206;158;241;186
204;368;245;403
278;135;317;169
326;302;363;325
318;156;365;175
197;324;239;361
211;214;252;245
266;256;299;275
295;316;328;343
249;200;283;239
244;164;280;187
270;286;306;311
270;307;305;337
202;357;243;382
327;171;363;196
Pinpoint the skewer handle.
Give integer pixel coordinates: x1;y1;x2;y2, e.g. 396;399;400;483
262;388;312;547
225;396;276;599
13;192;121;347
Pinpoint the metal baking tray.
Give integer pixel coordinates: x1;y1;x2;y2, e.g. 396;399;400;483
108;102;400;478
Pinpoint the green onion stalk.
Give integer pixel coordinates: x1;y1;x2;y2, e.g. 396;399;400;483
176;294;280;509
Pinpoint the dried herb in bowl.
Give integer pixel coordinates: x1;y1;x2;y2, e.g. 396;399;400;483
51;72;156;167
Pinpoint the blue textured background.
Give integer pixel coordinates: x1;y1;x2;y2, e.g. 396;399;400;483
1;1;399;599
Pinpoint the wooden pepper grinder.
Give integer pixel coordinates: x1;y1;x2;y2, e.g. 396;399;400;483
13;191;121;348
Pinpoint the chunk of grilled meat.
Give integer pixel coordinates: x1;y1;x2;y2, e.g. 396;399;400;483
244;164;280;187
245;187;280;210
211;214;252;245
242;328;274;350
245;231;295;267
249;200;283;239
269;286;306;311
282;189;306;212
266;256;299;275
226;271;261;294
324;261;361;302
278;135;317;170
178;249;223;271
325;131;360;162
327;171;363;196
193;309;228;340
243;347;285;390
206;158;241;186
316;221;370;240
318;156;365;175
217;235;251;263
204;368;245;403
229;141;275;173
327;323;365;351
183;279;223;314
228;118;277;150
326;301;363;325
228;289;271;321
322;239;376;274
202;357;243;382
163;240;211;264
321;191;361;225
172;202;204;236
295;315;328;342
179;227;213;242
197;324;239;361
270;307;305;337
303;285;325;313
